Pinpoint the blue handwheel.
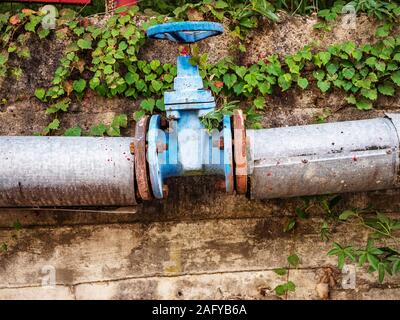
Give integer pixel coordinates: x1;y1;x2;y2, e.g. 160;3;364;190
146;21;224;43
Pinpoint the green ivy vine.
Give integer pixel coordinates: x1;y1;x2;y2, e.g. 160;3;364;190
1;4;400;135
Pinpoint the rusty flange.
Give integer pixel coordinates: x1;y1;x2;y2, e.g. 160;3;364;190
134;116;153;200
233;109;248;194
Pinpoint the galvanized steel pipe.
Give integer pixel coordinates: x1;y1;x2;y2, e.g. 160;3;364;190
247;113;400;199
0;114;400;207
0;137;136;207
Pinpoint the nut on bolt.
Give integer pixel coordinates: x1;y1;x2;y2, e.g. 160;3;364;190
130;142;135;155
162;184;169;198
213;137;224;150
156;142;168;153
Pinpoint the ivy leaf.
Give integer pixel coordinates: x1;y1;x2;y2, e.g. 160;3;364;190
287;254;300;268
111;114;128;129
125;88;136;97
254;96;265;110
46;98;70;114
90;123;108;136
317;80;331;93
164;74;174;83
391;71;400;86
77;39;92;50
376;25;390;38
393;53;400;62
104;56;116;64
223;73;237;89
125;72;138;85
104;65;113;75
274;281;296;296
258;81;271;94
356;99;372;110
73;79;86;93
235;66;247;79
273;268;288;276
25;15;41;32
48;119;60;130
313;70;325;81
342;67;355;79
361;88;378;101
297;77;309;89
352;49;363;61
123;25;136;38
342;41;356;55
318;52;331;65
378;83;395;96
278;73;292;91
375;61;386;72
34;88;46;101
133;110;145;121
151;80;163;92
0;52;8;66
37;27;50;39
365;57;377;67
326;63;339;75
150;59;161;71
64;127;82;136
89;77;100;90
140;98;155;113
155;99;165;111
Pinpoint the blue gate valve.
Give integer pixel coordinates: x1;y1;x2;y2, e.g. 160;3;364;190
146;22;234;199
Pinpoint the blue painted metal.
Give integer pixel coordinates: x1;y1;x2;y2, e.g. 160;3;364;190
146;21;232;199
146;22;224;43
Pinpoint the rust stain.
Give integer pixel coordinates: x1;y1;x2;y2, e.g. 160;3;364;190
134;116;153;201
233;109;248;194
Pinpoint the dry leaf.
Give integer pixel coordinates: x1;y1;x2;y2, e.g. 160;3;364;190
315;282;329;300
80;17;90;28
73;59;86;73
63;81;73;96
214;81;224;88
187;9;204;21
22;9;36;16
9;15;21;25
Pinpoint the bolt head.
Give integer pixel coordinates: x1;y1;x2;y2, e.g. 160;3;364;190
130;142;135;155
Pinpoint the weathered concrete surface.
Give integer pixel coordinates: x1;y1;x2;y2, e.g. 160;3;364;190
0;14;400;300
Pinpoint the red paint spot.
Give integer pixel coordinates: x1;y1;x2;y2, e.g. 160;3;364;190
353;156;357;161
179;45;190;56
267;172;272;176
127;158;131;161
